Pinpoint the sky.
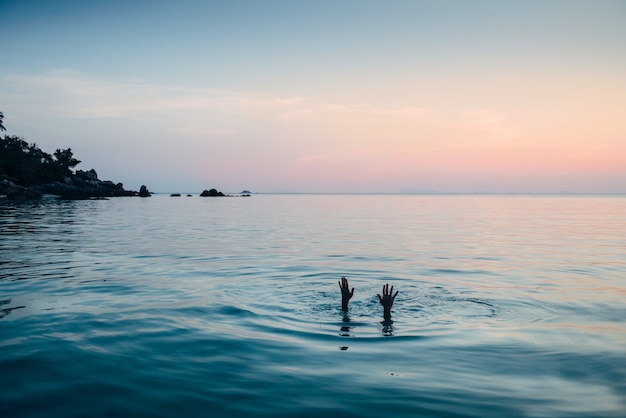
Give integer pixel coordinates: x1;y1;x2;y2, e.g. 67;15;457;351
1;0;625;193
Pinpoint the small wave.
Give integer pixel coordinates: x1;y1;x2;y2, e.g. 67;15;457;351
0;299;26;319
426;268;496;276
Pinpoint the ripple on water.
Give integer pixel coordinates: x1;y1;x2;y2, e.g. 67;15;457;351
2;195;626;417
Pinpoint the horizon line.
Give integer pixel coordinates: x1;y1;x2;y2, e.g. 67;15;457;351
150;191;626;196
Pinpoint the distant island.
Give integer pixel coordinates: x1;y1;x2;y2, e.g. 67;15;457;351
0;113;250;200
197;189;251;197
0;112;151;200
167;189;250;197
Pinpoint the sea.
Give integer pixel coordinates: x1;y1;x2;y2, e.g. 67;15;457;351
1;194;625;417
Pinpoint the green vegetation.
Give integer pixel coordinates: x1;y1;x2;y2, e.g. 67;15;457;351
0;112;147;199
0;134;81;186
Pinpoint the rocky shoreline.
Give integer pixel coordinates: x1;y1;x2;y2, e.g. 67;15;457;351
0;169;152;200
0;172;249;200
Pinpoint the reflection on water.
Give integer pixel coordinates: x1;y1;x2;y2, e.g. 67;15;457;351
1;195;626;417
339;313;352;350
340;312;351;337
338;303;395;340
381;319;394;337
0;298;25;319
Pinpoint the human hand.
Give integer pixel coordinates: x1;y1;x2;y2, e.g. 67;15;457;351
377;283;398;319
338;276;354;311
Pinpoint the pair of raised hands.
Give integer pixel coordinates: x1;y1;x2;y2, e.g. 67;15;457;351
339;276;398;318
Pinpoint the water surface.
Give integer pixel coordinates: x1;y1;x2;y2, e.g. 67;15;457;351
1;194;625;417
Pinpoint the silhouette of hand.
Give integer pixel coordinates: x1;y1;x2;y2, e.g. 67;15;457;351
377;283;398;319
339;276;354;311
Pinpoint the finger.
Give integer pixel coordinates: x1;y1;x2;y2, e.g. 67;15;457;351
338;280;342;289
393;290;399;298
350;288;354;297
390;285;394;295
383;284;387;295
377;294;382;303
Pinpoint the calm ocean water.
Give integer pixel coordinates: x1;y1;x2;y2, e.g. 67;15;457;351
1;194;625;417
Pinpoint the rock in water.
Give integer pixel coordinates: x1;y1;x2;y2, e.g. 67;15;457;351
200;188;225;197
138;185;152;197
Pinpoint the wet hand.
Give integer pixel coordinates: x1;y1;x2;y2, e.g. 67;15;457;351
339;276;354;310
377;283;398;318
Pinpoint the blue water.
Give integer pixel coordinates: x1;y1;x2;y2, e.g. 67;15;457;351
1;194;625;417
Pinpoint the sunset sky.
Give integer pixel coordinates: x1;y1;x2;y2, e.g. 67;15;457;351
2;0;625;193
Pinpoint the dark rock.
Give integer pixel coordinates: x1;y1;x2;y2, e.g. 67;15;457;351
138;185;152;197
4;171;140;199
34;177;138;199
75;169;98;181
200;188;225;197
170;193;181;197
0;179;43;200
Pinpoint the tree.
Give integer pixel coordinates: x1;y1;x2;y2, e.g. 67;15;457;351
0;111;6;132
53;148;81;178
0;135;51;184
